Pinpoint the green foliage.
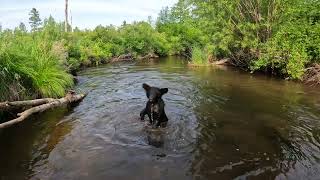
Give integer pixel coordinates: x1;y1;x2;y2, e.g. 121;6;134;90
191;47;207;65
191;45;215;65
119;22;169;56
0;31;73;101
251;0;320;79
160;0;320;79
69;22;170;65
156;4;206;56
0;13;171;100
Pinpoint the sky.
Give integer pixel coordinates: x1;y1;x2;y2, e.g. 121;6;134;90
0;0;177;30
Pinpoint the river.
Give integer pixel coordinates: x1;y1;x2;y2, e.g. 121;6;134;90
1;56;320;180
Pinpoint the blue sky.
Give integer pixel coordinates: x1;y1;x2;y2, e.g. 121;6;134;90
0;0;177;30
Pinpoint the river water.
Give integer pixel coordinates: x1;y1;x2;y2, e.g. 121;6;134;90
1;57;320;180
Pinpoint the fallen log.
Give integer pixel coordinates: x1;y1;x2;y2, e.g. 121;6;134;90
0;98;55;111
213;58;230;65
111;53;134;62
137;53;159;60
187;58;231;67
0;93;86;129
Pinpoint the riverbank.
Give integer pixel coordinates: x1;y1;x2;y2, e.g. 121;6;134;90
0;20;169;102
188;57;320;85
158;0;320;84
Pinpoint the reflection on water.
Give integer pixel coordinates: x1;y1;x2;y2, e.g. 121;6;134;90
1;56;320;179
145;126;166;148
0;107;74;179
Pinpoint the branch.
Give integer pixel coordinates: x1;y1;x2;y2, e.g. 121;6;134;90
0;98;56;111
0;93;86;129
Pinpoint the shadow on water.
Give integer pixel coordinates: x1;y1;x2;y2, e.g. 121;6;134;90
144;126;166;148
0;106;76;180
1;57;320;179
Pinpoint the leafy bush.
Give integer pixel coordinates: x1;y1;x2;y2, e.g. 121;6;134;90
159;0;320;80
251;0;320;79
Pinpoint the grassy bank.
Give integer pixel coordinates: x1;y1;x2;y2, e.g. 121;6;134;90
0;30;73;101
0;13;172;101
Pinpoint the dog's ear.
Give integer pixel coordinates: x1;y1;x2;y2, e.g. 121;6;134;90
160;88;168;95
142;83;151;91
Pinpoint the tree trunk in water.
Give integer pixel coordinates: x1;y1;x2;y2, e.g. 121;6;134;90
65;0;68;32
0;93;86;129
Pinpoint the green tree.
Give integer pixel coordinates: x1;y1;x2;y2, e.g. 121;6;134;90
147;16;153;26
156;4;205;56
18;22;27;32
29;8;42;32
252;0;320;79
122;21;127;27
73;26;80;32
41;16;64;42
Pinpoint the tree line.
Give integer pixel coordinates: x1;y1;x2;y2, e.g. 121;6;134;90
0;8;171;101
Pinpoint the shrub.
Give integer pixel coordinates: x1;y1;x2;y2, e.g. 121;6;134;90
0;31;73;101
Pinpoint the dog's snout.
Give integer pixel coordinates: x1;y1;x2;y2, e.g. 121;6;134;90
149;98;154;103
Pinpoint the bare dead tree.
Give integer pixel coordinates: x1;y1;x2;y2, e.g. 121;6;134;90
70;9;73;32
65;0;69;32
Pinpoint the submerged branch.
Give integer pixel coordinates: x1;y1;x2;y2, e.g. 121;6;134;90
0;98;56;111
303;64;320;86
0;93;86;129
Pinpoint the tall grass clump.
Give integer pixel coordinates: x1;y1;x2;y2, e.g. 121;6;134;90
0;31;73;101
191;47;207;65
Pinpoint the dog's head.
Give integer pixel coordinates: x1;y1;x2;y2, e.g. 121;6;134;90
142;83;168;103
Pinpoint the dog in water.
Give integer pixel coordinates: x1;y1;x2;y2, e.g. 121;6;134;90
140;83;168;128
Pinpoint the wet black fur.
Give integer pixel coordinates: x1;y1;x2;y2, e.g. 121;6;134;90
140;83;168;128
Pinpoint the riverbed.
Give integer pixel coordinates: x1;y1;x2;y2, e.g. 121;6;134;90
1;57;320;179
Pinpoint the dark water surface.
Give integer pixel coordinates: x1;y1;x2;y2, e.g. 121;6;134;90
1;57;320;180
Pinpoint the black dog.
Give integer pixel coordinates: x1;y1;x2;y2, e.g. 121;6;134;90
140;83;168;128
